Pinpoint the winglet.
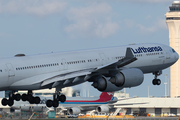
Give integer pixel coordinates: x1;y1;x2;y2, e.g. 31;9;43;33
125;47;134;58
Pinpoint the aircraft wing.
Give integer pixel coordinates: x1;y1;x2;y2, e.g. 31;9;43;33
10;69;92;87
41;69;92;87
91;48;137;72
10;48;137;88
109;102;148;107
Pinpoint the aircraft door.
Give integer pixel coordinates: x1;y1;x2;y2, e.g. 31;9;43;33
6;63;15;84
99;53;107;66
61;59;68;70
6;63;15;77
165;48;171;63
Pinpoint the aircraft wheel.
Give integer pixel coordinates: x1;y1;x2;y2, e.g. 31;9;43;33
152;79;157;85
22;94;27;101
46;100;53;107
157;79;161;85
1;98;8;106
53;100;59;107
27;94;33;102
8;98;14;106
29;96;35;104
14;93;21;101
34;97;40;104
59;95;66;102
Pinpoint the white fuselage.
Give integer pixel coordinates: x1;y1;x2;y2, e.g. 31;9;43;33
0;43;178;91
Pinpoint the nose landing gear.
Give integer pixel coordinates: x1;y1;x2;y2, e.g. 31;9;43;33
152;79;161;85
152;71;162;85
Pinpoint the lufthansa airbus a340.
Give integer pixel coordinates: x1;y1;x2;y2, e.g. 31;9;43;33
0;43;178;107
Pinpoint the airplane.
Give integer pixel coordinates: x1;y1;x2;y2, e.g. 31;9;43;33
11;92;117;114
0;43;178;108
59;92;117;115
11;92;147;115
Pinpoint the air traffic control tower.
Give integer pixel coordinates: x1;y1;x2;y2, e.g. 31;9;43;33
165;1;180;98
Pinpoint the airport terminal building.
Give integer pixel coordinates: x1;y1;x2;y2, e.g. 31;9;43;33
114;96;180;117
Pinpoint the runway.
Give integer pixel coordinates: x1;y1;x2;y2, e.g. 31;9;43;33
0;117;179;120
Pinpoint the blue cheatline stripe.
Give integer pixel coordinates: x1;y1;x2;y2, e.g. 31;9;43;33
59;102;108;104
111;97;114;101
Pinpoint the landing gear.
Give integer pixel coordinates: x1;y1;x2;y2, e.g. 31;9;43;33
46;91;66;108
21;90;40;104
1;89;66;108
152;79;161;85
1;90;41;107
1;91;18;106
152;71;162;85
1;98;14;106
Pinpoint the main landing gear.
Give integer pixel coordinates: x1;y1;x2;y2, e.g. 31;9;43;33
1;90;41;107
152;71;162;85
21;90;41;104
1;90;66;108
46;91;66;108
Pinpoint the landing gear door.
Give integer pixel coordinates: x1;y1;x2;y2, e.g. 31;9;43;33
6;63;15;77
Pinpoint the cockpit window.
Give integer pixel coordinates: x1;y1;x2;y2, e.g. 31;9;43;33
172;49;176;53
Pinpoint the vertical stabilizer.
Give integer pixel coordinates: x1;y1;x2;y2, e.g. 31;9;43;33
98;92;114;102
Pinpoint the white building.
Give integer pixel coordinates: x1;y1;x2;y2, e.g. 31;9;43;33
115;97;180;116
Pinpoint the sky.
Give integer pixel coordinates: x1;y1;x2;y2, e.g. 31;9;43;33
0;0;176;98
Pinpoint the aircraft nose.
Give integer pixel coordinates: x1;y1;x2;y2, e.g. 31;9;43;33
176;52;179;61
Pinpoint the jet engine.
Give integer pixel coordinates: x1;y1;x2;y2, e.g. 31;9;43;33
69;107;81;115
109;68;144;87
96;105;109;113
92;68;144;92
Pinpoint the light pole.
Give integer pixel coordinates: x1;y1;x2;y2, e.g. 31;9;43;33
164;74;168;97
168;77;169;97
164;82;167;97
148;86;149;97
124;88;126;98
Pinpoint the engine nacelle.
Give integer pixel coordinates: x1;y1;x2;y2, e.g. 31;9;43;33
92;68;144;92
96;105;109;113
109;68;144;87
92;76;124;92
69;107;81;115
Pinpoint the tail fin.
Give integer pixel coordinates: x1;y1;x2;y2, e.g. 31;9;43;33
98;92;114;102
